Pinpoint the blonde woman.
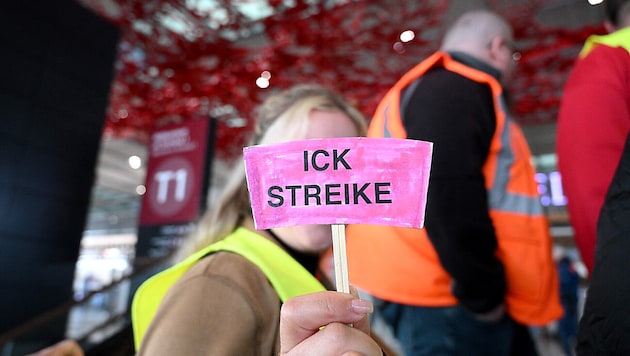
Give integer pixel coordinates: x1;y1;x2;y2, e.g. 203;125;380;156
132;84;368;355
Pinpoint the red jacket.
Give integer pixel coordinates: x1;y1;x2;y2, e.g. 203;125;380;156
557;34;630;273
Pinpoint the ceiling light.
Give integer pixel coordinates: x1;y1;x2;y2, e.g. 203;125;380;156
128;155;142;169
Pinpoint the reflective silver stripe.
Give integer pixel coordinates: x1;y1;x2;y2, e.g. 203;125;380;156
489;190;544;215
487;95;543;216
382;104;392;138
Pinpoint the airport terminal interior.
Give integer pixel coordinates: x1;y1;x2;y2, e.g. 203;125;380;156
0;0;613;355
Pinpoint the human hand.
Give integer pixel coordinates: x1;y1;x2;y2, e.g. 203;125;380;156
473;303;505;323
280;289;383;356
26;339;84;356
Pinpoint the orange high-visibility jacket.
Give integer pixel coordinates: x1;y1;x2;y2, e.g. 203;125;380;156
346;51;562;326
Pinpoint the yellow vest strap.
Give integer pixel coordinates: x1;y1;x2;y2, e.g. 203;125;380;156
131;227;325;349
580;27;630;57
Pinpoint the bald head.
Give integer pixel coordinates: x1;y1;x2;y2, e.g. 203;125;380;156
440;10;516;84
441;10;513;54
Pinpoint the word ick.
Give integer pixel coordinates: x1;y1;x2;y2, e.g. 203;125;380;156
303;149;351;171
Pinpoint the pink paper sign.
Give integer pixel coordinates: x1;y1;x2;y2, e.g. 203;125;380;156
243;137;433;230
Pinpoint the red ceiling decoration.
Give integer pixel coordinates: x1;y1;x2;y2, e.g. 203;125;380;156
79;0;606;159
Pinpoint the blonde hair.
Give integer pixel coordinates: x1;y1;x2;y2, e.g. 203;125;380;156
175;84;367;260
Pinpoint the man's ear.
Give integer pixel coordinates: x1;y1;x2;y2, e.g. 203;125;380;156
488;36;503;61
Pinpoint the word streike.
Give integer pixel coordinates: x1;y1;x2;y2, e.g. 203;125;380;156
267;182;392;207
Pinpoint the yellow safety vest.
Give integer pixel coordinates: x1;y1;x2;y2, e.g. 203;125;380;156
131;227;325;350
347;51;562;326
579;26;630;58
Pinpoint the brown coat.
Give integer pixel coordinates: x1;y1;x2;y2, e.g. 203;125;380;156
138;250;282;355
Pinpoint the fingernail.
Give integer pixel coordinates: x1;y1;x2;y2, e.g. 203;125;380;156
351;298;373;314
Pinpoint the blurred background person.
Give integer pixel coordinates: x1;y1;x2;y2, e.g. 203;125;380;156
556;2;630;352
556;0;630;275
347;9;562;356
556;251;580;356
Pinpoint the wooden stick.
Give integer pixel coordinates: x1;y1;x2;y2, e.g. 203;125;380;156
331;224;350;293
